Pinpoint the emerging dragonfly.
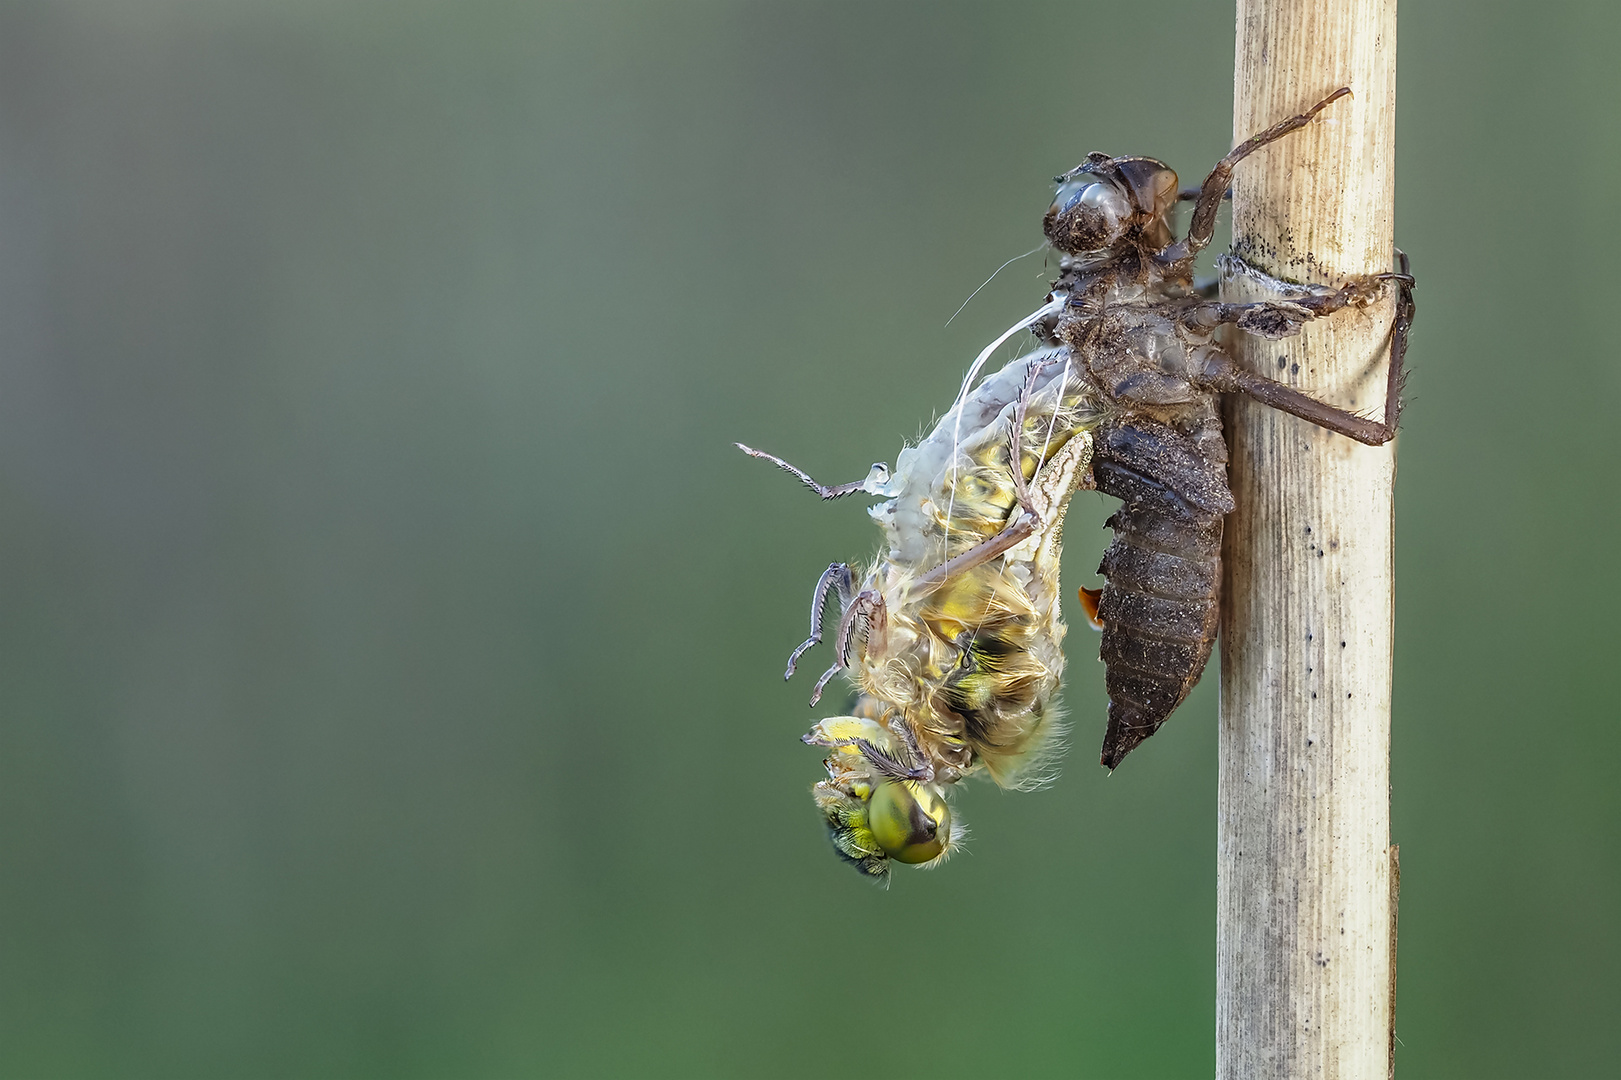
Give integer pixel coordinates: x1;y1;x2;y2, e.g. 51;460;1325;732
740;87;1414;881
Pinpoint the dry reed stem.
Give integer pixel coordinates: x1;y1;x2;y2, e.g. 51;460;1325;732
1217;1;1401;1076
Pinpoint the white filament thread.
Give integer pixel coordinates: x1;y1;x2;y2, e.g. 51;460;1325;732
942;296;1067;558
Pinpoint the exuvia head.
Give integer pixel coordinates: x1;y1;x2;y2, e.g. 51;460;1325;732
1043;153;1179;255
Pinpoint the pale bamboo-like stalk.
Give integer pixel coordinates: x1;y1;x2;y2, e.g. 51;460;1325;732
1217;1;1401;1078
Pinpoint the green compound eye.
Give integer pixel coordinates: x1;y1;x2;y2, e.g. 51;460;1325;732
867;781;951;864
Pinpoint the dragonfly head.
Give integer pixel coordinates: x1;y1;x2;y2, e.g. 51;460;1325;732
805;715;957;882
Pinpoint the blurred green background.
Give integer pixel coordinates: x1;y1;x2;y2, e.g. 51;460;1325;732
0;1;1615;1077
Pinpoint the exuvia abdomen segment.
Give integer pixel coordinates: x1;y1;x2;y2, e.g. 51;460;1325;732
1091;417;1230;769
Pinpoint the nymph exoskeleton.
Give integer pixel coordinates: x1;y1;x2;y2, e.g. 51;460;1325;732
741;87;1414;878
1036;86;1413;767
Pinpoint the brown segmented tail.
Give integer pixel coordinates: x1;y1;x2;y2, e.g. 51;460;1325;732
1091;418;1234;768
